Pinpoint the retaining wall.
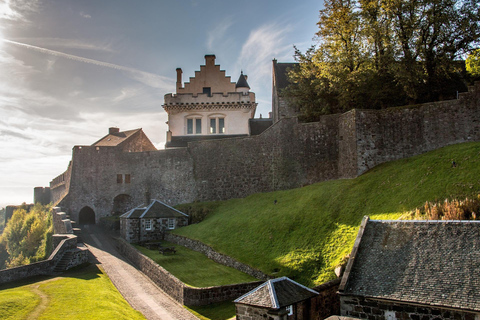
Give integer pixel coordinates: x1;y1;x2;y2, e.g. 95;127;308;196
165;233;269;280
114;237;263;306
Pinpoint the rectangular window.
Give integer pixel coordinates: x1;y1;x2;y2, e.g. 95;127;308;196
145;219;152;231
187;118;193;134
167;218;175;230
210;118;216;134
219;118;225;133
125;174;131;183
117;174;123;183
203;87;211;96
196;118;202;134
286;305;293;316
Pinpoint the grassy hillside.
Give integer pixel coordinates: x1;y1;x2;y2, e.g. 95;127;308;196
174;141;480;287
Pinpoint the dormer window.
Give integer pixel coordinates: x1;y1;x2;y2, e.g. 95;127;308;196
187;117;202;134
210;117;225;134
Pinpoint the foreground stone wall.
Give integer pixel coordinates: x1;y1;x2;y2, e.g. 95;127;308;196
114;237;263;306
340;295;478;320
165;233;269;280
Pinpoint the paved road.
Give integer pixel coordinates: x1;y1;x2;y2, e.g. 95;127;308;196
81;225;199;320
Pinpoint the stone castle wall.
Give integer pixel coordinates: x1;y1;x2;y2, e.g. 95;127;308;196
52;83;480;220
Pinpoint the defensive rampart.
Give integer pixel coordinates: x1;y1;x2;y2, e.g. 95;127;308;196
52;82;480;221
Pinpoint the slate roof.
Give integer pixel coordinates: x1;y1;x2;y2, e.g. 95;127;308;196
273;62;298;91
92;129;141;147
236;71;250;89
234;277;318;309
120;199;189;219
340;218;480;312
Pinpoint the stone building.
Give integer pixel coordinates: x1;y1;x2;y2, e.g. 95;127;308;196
272;59;299;123
339;217;480;320
120;199;188;243
234;277;319;320
163;54;258;148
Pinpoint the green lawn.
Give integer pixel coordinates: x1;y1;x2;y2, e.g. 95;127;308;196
0;264;146;320
135;242;257;287
174;141;480;286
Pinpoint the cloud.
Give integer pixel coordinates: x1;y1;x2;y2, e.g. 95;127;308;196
207;18;234;51
2;38;174;90
0;0;39;22
79;12;91;19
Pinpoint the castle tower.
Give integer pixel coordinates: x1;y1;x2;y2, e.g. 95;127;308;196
163;55;257;148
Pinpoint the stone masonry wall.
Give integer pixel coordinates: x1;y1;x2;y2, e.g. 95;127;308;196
311;278;341;320
165;233;269;280
340;295;478;320
114;237;263;306
51;83;480;219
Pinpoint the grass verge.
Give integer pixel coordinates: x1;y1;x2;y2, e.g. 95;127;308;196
173;141;480;286
135;241;257;287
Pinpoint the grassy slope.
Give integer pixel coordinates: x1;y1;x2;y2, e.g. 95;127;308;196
174;141;480;287
0;265;145;320
135;242;256;287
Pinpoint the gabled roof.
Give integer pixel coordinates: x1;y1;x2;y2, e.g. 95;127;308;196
120;199;189;219
92;129;141;147
234;277;318;309
340;217;480;312
236;71;250;89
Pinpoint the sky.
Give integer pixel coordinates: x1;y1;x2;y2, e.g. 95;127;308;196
0;0;321;208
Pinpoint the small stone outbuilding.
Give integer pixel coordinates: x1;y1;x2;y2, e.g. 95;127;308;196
339;217;480;320
234;277;319;320
120;199;188;243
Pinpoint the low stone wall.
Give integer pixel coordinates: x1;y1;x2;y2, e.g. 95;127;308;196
165;233;269;280
0;234;79;284
114;237;263;306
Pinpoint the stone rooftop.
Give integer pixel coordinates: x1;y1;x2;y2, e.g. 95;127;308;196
340;218;480;312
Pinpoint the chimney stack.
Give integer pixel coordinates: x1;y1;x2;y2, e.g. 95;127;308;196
109;127;120;135
145;191;151;205
205;54;216;66
176;68;183;91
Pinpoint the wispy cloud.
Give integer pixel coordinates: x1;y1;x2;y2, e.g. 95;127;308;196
0;0;39;22
13;37;115;53
207;18;234;51
79;12;91;19
2;38;174;90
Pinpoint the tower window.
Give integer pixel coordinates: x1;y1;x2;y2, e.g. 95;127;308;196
209;117;225;134
203;87;211;96
117;174;123;183
187;117;202;134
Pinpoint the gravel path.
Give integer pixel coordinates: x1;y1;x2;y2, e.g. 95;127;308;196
81;225;199;320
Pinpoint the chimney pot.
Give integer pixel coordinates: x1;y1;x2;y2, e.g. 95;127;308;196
109;127;120;134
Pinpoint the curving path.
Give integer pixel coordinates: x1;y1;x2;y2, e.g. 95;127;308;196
81;225;199;320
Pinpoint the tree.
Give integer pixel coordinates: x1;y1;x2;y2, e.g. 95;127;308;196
0;203;53;269
466;49;480;76
286;0;480;120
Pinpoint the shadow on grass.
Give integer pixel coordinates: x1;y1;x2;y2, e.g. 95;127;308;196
0;263;103;291
185;301;236;320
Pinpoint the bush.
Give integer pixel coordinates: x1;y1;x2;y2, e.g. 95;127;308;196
412;196;480;220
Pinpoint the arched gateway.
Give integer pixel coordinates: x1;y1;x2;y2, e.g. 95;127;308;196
78;206;96;224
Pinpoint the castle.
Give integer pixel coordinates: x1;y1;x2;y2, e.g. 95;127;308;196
46;54;480;224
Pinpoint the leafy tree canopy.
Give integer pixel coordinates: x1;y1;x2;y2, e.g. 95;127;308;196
285;0;480;121
467;49;480;76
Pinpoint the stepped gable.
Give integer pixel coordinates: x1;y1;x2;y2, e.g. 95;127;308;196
235;277;318;309
340;218;480;312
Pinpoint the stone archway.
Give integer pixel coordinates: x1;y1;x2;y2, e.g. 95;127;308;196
78;206;96;225
112;194;134;216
